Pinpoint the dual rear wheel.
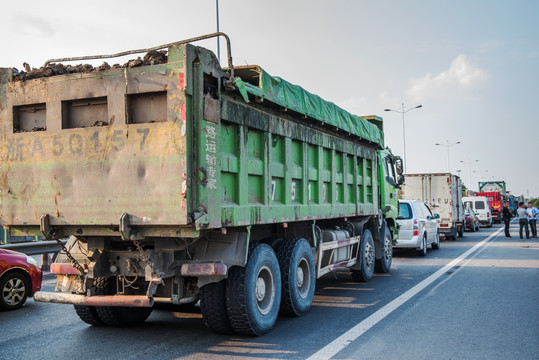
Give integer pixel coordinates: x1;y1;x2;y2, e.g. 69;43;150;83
200;239;316;336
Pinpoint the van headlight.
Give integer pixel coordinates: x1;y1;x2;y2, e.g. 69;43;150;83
26;256;38;267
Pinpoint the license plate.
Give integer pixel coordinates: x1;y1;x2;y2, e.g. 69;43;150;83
55;275;82;293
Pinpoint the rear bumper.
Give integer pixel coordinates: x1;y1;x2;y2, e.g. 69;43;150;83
395;235;422;249
34;291;153;307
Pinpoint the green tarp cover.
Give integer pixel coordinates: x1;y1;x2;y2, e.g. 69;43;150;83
234;66;384;148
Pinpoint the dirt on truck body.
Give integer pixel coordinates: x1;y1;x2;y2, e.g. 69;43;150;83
0;33;403;336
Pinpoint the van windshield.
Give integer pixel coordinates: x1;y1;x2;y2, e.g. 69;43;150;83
398;203;413;219
475;201;485;210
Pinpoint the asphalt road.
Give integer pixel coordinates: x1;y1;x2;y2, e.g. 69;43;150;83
1;223;538;360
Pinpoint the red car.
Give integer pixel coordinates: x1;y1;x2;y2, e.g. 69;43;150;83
0;249;43;310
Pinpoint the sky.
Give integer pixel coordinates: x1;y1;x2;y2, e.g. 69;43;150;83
1;0;538;197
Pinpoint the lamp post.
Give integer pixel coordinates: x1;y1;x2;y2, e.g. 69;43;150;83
384;103;422;173
435;140;461;173
460;159;479;190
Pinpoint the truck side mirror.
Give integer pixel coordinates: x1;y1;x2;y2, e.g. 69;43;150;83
395;157;403;175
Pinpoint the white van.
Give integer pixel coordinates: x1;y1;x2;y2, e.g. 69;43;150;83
462;196;492;227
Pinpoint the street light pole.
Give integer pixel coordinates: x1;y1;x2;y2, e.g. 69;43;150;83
435;140;461;173
384;103;422;173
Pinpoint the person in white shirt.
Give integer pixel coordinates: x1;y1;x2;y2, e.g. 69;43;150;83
517;202;529;239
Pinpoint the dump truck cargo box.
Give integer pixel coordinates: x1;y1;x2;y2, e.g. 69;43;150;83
1;43;381;238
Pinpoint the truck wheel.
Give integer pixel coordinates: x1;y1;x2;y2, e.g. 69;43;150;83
74;305;104;326
431;232;440;249
276;238;316;317
375;226;392;273
458;222;464;238
417;235;427;256
0;272;29;311
351;230;375;282
200;280;234;334
94;277;153;327
226;243;281;336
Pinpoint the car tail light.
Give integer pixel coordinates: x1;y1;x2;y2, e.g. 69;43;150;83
413;220;419;236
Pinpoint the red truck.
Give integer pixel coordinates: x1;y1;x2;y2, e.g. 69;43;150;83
476;192;503;224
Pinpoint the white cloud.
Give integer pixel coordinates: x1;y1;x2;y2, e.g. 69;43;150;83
407;54;488;101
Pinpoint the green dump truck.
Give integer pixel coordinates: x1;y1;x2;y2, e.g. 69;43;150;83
0;33;403;335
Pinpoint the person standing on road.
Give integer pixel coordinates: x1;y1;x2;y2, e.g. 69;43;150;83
502;202;512;238
517;202;530;239
527;202;538;238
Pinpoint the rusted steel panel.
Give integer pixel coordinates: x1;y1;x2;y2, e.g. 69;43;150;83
180;262;227;276
0;48;189;228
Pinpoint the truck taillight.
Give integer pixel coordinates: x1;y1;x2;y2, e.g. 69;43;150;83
413;220;419;236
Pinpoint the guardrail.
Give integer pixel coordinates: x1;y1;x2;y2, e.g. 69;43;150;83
0;240;67;270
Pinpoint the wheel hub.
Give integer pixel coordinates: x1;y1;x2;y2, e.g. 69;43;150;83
256;277;266;302
3;278;25;305
255;265;275;315
296;267;304;288
384;237;392;260
365;242;374;267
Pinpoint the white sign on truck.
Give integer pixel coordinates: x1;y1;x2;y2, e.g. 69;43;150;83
401;173;465;240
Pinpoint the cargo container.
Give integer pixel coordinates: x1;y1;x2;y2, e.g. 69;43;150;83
0;33;403;335
401;173;464;239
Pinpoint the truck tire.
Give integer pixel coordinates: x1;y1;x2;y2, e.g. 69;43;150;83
374;225;392;273
458;222;464;238
200;280;234;334
74;305;104;326
351;230;375;282
226;243;281;336
94;277;153;327
417;234;427;256
276;238;316;317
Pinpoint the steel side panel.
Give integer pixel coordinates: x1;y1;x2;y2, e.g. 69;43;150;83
0;55;189;227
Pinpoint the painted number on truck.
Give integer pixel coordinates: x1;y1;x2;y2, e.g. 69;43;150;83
4;127;152;162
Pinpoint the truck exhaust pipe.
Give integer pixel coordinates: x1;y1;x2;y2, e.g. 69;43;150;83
34;291;154;307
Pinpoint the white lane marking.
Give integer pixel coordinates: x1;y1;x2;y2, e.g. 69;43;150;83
306;226;504;360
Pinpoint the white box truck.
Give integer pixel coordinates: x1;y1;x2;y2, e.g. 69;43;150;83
401;173;465;240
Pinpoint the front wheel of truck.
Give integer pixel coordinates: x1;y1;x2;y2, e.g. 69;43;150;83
276;238;316;317
200;280;234;334
226;243;281;336
375;225;392;273
93;276;153;327
351;230;375;282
